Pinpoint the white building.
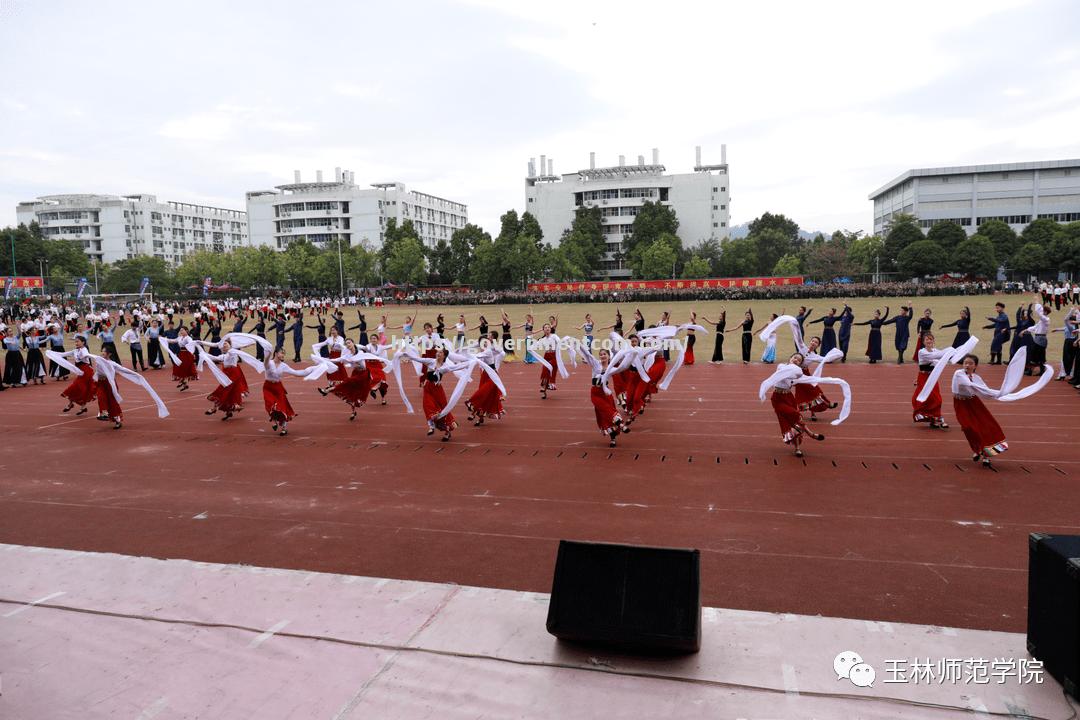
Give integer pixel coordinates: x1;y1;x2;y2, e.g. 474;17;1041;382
246;169;468;251
525;147;731;278
869;159;1080;236
16;193;248;265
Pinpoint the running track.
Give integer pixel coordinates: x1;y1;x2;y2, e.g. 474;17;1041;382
0;360;1076;632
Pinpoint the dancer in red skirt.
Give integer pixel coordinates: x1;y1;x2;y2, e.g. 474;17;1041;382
759;352;851;457
263;348;310;436
94;347;125;428
582;344;624;446
533;324;565;399
793;335;841;422
318;339;380;421
465;331;506;426
170;327;199;391
628;340;665;421
684;312;698;366
57;335;96;415
912;332;949;429
361;340;392;405
313;327;348;393
202;339;247;420
404;347;474;441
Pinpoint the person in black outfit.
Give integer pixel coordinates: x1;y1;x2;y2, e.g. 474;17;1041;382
283;312;305;362
270;315;287;351
252;313;268;362
731;309;754;364
633;309;645;335
795;306;813;334
435;314;446;337
882;305;911;364
854;306;889;363
333;310;345;338
307;313;328;356
939;307;971;348
205;320;223;357
348;312;368;346
231;314;246;335
838;305;854;362
983;302;1011;365
702;310;726;362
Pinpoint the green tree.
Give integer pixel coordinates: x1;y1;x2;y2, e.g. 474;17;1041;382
281;238;320;288
558;206;606;277
496;209;521;242
469;236;502;288
772;253;801;275
976;219;1019;265
344;242;378;288
102;256;176;294
447;223;488;283
625;201;679;259
695;238;723;275
380;218;421;271
1049;222;1080;274
751;228;793;275
629;231;681;278
1010;242;1047;276
520;211;543;245
2;223;46;276
175;250;226;291
747;212;800;243
882;214;924;271
427;239;453;284
925;221;968;254
896;239;948;278
44;238;91;281
802;241;852;281
1020;218;1061;248
384;236;427;285
681;255;711;279
543;244;583;281
502;234;543;287
716;237;758;277
639;238;678;280
950;235;996;277
846;234;885;275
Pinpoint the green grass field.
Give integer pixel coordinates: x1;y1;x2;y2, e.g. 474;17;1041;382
178;292;1070;365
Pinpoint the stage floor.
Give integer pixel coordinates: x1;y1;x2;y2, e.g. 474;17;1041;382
2;544;1076;719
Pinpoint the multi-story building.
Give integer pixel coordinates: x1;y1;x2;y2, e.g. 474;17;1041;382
525;147;731;278
869;159;1080;236
16;194;248;265
246;169;468;251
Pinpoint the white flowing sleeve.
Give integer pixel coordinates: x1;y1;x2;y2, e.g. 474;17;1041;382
197;352;232;387
45;349;81;375
916;336;979;403
813;349;844;377
225;332;273;357
793;375;852;425
104;356;169;418
158;337;181;366
436;361;476;419
758;364;803;402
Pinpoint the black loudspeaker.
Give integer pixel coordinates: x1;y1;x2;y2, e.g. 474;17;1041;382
546;539;701;654
1027;533;1080;699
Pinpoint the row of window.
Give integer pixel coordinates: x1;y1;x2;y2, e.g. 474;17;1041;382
1037;212;1080;222
976;215;1030;225
919;218;974;228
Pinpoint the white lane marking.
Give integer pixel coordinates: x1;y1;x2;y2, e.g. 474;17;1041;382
781;663;800;696
192;511;209;520
3;591;66;618
248;619;290;648
136;696;169;719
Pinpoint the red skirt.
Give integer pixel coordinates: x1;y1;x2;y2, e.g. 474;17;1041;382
422;379;457;432
630;358;666;416
173;350;198;381
262;380;296;422
540;351;558;389
912;334;926;362
466;371;504;419
96;381;123;420
953;396;1007;457
61;363;97;406
612;369;627;398
912;371;943;423
771;389;808;446
207;365;246;412
794;382;832;413
327;350;350;383
368;362;387;387
684;339;695;366
590;385;620;434
331;366;373;407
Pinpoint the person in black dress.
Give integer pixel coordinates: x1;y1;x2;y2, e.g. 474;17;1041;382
730;309;754;364
808;309;838;354
307;313;328;357
983;302;1011;365
633;309;645;335
501;311;515;358
939;307;971;348
855;306;889;363
702;310;726;362
912;309;933;361
882;305;911;364
348;312;368;347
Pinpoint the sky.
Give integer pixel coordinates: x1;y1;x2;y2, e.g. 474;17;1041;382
2;0;1079;238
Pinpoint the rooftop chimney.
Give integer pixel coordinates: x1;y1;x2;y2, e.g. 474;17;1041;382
316;169;324;183
589;152;595;169
619;155;625;167
294;170;301;183
528;158;536;177
721;144;727;165
695;146;701;167
540;155;547;176
335;167;342;182
548;158;554;176
652;148;659;165
638;154;645;166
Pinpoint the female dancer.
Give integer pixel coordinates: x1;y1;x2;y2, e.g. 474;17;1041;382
951;353;1044;467
362;338;391;404
760;314;777;364
759;353;827;457
582;344;624;447
94;347;125;429
912;332;949;429
202;339;248;420
2;327;26;387
23;328;48;385
731;309;754;364
306;313;328;355
1020;303;1050;376
319;339;379;421
120;325;147;371
58;335;96;414
435;314;446;338
633;309;645;334
167;326;200;391
702;309;726;363
1009;305;1031;362
313;327;349;393
97;324;119;360
534;323;563;399
476;315;489;343
580;314;595;351
454;314;467;349
520;313;535;364
263;348;309;436
465;331;506;426
684;312;698;365
794;335;841;422
912;309;933;360
627;338;666;422
808;309;838;354
347;312;369;347
983;303;1011;365
500;311;516;360
855;306;890;363
405;346;473;441
46;323;69;380
939;307;971;348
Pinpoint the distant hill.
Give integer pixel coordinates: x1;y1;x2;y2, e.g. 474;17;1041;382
727;222;827;241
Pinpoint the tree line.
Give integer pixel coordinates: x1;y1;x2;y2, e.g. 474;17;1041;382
3;205;1076;295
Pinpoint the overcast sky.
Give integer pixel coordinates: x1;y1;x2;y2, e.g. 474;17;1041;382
2;0;1079;238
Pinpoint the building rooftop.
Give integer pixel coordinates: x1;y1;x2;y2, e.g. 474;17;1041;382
869;158;1080;199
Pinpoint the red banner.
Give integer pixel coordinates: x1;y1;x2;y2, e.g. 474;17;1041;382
527;276;804;293
0;276;44;289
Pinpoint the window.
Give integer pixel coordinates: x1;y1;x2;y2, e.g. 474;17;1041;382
721;204;727;210
528;197;534;202
713;222;718;228
713;205;718;210
712;187;718;192
720;186;726;192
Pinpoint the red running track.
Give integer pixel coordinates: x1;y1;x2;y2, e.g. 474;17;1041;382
0;360;1077;632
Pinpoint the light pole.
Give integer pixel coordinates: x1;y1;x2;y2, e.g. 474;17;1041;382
337;237;345;296
9;231;15;275
37;257;45;297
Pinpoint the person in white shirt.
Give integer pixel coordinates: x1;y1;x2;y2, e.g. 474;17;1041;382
1020;302;1050;375
120;326;146;371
